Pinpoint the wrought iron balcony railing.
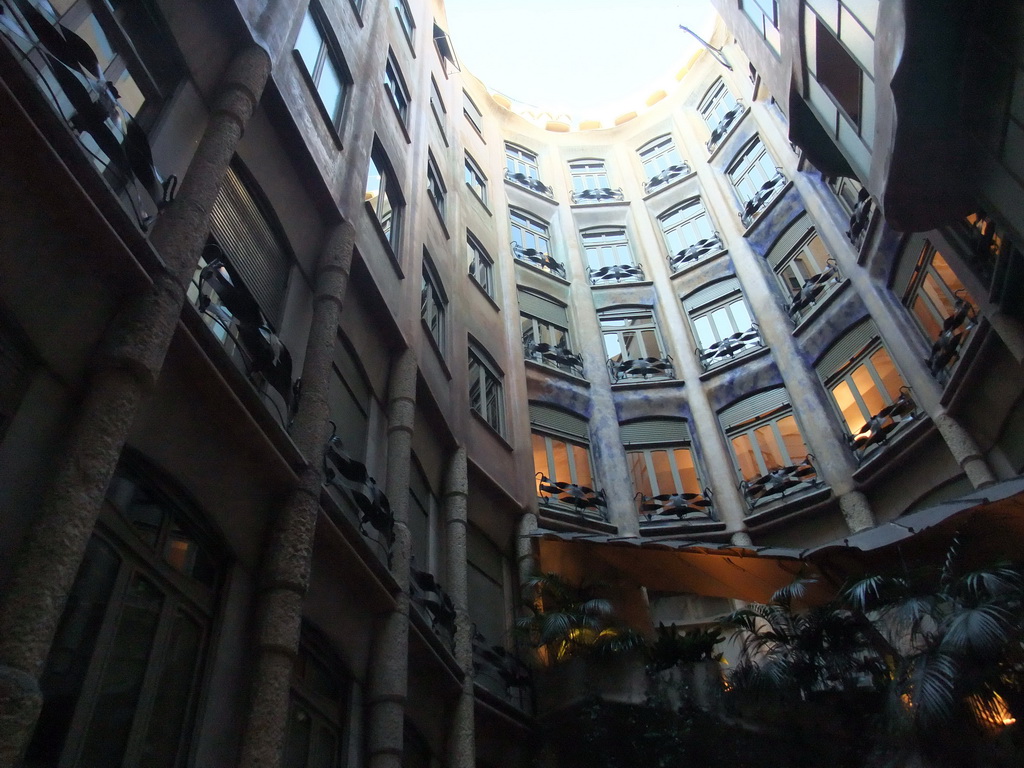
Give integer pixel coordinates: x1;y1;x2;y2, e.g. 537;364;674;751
706;103;744;153
846;188;874;246
697;325;762;370
739;171;786;228
668;233;725;272
537;474;607;518
0;0;177;229
638;488;714;522
848;389;919;458
524;341;584;377
410;567;457;651
472;631;531;709
194;254;298;423
787;260;842;319
956;212;1002;287
740;455;820;510
511;242;566;279
926;295;977;381
587;263;645;285
571;187;624;204
643;162;692;194
504;169;554;198
608;355;674;383
323;430;394;563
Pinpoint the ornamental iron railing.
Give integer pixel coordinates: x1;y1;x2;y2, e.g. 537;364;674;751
926;294;977;381
846;188;874;246
706;103;744;153
697;324;762;370
587;263;645;285
643;162;692;194
524;341;584;377
537;474;607;517
608;355;674;383
504;169;554;198
848;389;919;458
669;233;725;272
740;455;820;510
0;0;177;229
787;260;842;319
571;187;624;204
739;170;786;228
472;630;531;710
511;242;566;279
638;488;714;522
410;566;457;651
323;429;394;564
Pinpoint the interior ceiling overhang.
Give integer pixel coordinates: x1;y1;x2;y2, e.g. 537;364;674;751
788;85;855;180
531;477;1024;606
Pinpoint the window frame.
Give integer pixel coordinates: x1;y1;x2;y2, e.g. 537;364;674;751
467;232;495;298
599;307;672;382
383;49;411;126
568;158;611;193
468;343;505;435
637;135;683;181
293;3;351;130
741;0;781;55
420;252;447;355
659;198;720;271
581;227;635;272
365;144;404;254
393;0;415;49
426;151;447;221
724;400;810;484
698;78;739;130
728;137;781;206
429;75;447;139
463;90;484;136
464;152;488;206
824;339;907;439
509;208;551;254
773;230;836;301
505;143;540;181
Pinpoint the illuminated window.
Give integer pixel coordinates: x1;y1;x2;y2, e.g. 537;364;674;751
903;242;977;343
621;420;700;500
530;405;595;499
721;392;810;482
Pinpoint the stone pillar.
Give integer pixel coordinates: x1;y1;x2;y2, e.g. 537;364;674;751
442;447;475;768
839;490;874;533
516;510;539;587
236;222;355;768
0;43;271;768
933;410;997;489
366;349;417;768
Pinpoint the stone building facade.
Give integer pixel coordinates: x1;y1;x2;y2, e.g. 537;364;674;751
0;0;1021;766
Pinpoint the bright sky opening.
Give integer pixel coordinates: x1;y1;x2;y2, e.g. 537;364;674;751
443;0;719;115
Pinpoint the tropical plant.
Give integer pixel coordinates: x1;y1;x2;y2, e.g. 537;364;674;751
514;573;644;665
645;623;724;673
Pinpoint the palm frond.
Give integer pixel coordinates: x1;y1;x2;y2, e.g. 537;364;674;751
843;574;908;612
901;651;961;730
939;604;1014;657
771;576;819;609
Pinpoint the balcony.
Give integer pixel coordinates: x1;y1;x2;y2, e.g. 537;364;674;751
410;567;457;651
504;169;554;198
472;632;531;712
739;171;786;228
638;489;714;523
524;340;584;377
697;325;762;371
740;456;820;510
668;233;725;272
787;260;842;319
588;263;645;285
954;212;1003;288
571;187;624;204
848;390;920;459
608;355;674;383
706;103;744;153
0;0;177;230
846;188;874;247
192;255;297;424
537;474;607;518
643;163;691;194
323;431;395;565
511;242;567;279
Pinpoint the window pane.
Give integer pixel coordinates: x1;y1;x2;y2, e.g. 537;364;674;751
318;61;343;119
674;448;698;492
851;361;885;418
628;451;653;497
870;348;903;401
694;316;716;348
531;434;548;490
650;450;675;496
550;440;570;484
732;434;760;481
572;444;593;488
776;415;806;464
832;379;865;433
912;294;943;339
754;423;785;470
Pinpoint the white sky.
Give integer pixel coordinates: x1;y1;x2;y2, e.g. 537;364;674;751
443;0;719;113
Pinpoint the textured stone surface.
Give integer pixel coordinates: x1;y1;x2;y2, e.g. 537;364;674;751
934;411;996;489
839;490;875;533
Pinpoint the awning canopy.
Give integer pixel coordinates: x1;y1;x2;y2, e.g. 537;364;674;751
529;477;1024;606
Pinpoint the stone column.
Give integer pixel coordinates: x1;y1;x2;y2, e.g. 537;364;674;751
366;349;417;768
442;447;475;768
933;410;997;489
0;43;271;768
838;490;874;533
236;222;355;768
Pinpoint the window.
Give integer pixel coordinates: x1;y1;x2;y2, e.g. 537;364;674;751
621;420;702;509
327;336;373;464
465;152;488;205
569;159;610;193
600;308;672;381
463;90;484;135
365;146;403;250
467;527;508;648
429;76;446;137
698;79;739;130
659;199;720;271
283;629;351;768
742;0;781;55
638;135;683;180
426;152;447;220
729;138;781;204
27;462;220;768
467;232;494;297
510;209;550;253
409;459;443;576
721;390;810;483
819;326;907;440
530;404;598;507
420;253;447;353
383;49;410;125
394;0;415;47
505;143;540;181
294;5;349;126
776;233;831;294
519;289;582;375
469;344;504;434
765;218;839;316
582;227;640;283
683;279;761;369
814;18;860;125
